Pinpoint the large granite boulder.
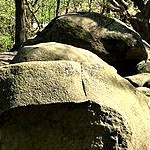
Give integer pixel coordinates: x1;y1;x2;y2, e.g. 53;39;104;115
0;42;150;150
0;61;86;113
25;12;147;76
0;101;132;150
12;42;118;67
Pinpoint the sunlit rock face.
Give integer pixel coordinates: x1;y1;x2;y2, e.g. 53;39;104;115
24;12;147;76
0;42;150;150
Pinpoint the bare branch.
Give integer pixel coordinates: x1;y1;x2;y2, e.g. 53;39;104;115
143;0;150;19
56;0;61;17
65;0;71;14
130;0;145;12
24;0;40;30
32;0;39;7
88;0;93;12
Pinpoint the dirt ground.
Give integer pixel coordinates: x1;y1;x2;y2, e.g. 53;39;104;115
0;51;17;62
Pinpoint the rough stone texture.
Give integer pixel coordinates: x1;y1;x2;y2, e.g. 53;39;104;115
125;73;150;87
136;60;150;73
12;42;116;71
136;87;150;108
0;101;131;150
136;42;150;73
136;87;150;97
0;61;86;113
0;61;9;67
0;42;150;150
24;12;147;76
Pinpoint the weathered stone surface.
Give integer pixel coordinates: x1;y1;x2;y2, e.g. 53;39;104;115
0;101;131;150
136;87;150;107
12;42;116;71
136;87;150;97
0;42;150;150
0;61;9;67
0;61;86;113
24;12;147;76
137;60;150;73
125;73;150;87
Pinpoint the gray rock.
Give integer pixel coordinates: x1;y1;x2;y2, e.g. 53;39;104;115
0;42;150;150
137;60;150;73
0;101;131;150
136;87;150;108
0;61;86;113
125;73;150;87
24;12;147;76
0;61;9;66
136;87;150;97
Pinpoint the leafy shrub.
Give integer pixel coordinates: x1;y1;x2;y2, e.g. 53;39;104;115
0;34;13;52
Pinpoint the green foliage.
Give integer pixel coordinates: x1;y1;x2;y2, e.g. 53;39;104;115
0;34;13;52
0;0;15;52
0;0;142;52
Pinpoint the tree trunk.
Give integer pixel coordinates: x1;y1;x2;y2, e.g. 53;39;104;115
10;0;26;51
56;0;60;17
110;0;150;44
129;0;150;43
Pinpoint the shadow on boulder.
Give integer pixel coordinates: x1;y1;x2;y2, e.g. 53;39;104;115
0;101;131;150
24;12;147;76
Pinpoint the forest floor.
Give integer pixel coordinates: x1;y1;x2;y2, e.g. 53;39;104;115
0;51;17;62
